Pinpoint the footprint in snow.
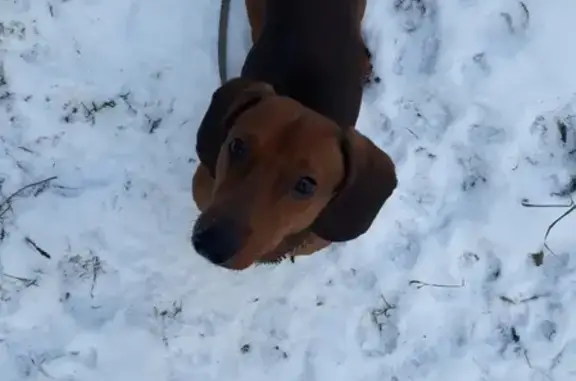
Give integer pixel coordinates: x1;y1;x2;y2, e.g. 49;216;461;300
395;93;454;144
386;222;422;270
354;295;401;358
392;0;440;76
57;253;123;330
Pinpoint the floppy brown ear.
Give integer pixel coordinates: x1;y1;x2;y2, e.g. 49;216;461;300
196;77;275;177
311;129;398;242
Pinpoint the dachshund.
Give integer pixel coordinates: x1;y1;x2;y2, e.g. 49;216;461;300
191;0;397;270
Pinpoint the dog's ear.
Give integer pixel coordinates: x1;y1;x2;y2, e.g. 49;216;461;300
311;129;397;242
196;77;275;177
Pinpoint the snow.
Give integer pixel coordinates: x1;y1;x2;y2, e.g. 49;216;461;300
1;0;576;380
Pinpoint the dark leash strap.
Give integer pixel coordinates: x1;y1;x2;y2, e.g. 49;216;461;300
218;0;232;85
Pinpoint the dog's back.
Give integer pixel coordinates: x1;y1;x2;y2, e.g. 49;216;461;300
241;0;366;129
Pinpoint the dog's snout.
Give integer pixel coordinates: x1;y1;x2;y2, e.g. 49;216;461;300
192;219;242;265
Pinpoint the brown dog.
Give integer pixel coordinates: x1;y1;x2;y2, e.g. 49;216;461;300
191;0;397;270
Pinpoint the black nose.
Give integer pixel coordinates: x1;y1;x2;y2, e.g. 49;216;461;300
192;219;242;265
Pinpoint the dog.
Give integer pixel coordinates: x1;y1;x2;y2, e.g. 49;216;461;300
191;0;397;270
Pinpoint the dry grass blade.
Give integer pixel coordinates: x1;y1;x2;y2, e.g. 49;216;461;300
0;176;58;218
543;204;576;255
521;199;573;208
408;279;465;289
2;273;38;287
520;197;575;256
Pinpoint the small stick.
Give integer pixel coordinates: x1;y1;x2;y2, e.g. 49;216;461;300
24;236;51;259
521;199;573;208
408;279;465;289
519;2;530;30
499;293;550;305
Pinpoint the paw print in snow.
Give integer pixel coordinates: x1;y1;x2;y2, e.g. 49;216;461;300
341;268;378;292
57;253;123;329
396;95;453;144
452;145;490;193
386;221;422;270
467;123;507;147
393;0;440;75
355;297;400;358
0;20;27;41
393;0;435;33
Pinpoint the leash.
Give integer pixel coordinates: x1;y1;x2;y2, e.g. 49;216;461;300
218;0;232;85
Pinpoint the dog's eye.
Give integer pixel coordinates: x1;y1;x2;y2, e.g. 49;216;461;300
228;138;247;159
292;176;317;199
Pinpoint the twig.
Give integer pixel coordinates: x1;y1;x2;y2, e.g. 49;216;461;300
380;294;393;309
405;128;419;139
519;293;550;303
499;293;550;305
89;254;102;298
523;348;532;369
24;236;51;259
499;295;515;304
521;199;573;208
0;176;57;218
378;294;396;318
148;117;162;134
408;279;465;289
119;92;137;114
519;2;530;30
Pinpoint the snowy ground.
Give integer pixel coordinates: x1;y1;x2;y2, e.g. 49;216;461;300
1;0;576;380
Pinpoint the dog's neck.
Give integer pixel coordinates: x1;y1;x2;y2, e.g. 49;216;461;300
255;228;312;264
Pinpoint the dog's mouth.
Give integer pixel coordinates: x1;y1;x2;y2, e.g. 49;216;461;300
218;255;255;271
202;248;290;270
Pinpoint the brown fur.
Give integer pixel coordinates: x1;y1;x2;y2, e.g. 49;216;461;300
191;1;396;270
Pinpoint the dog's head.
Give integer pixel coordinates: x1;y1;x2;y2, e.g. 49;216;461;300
191;77;397;270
